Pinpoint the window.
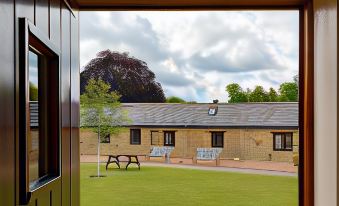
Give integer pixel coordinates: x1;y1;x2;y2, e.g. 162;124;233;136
101;134;110;143
208;105;218;116
211;132;224;148
151;131;159;145
18;18;60;203
28;51;39;185
164;131;175;146
130;129;141;145
27;49;59;190
273;133;293;151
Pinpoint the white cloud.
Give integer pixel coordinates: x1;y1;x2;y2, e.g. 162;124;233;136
80;11;299;102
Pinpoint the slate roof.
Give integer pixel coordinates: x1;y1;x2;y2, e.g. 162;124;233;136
122;103;298;129
31;102;298;129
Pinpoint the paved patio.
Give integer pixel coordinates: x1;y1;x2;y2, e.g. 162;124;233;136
81;154;298;175
142;162;297;176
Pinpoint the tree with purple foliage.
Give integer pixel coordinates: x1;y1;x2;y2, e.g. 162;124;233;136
80;50;166;103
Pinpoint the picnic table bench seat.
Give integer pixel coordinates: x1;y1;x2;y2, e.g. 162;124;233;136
105;155;141;170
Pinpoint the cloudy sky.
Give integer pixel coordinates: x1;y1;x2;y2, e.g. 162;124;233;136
80;11;299;103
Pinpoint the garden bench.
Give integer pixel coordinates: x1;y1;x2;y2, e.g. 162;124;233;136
195;148;223;165
105;155;140;170
149;146;175;163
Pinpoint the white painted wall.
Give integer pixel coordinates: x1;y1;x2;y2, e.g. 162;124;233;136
314;0;337;205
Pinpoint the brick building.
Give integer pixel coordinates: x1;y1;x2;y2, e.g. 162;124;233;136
80;103;298;163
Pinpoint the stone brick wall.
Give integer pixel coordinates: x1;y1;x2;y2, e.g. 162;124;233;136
239;130;299;162
80;127;299;162
80;128;151;156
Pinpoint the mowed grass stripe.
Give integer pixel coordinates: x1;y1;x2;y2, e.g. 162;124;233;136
81;163;298;206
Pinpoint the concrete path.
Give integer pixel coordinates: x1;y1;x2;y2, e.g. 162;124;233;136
141;162;298;177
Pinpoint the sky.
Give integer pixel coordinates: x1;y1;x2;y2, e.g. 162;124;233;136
80;11;299;103
29;51;38;87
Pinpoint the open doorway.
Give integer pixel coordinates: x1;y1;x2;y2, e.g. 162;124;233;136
79;11;300;206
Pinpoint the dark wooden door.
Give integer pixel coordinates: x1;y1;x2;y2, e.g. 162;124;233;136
0;0;79;205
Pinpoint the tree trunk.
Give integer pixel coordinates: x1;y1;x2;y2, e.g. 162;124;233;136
97;115;101;177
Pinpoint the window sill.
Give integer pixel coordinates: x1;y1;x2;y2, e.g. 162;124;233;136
29;174;60;192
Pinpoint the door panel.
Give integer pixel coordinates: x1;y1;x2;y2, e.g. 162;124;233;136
0;1;15;205
71;11;80;206
35;0;49;35
17;17;62;206
50;0;61;48
27;178;62;206
0;0;79;205
12;1;79;206
15;0;35;22
313;0;337;205
61;3;72;205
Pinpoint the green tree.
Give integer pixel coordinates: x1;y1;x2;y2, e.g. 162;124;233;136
293;75;299;88
166;96;186;103
279;82;298;102
245;88;252;98
29;82;38;101
80;78;130;177
293;74;299;99
186;101;197;104
248;86;269;102
268;87;278;102
225;83;248;103
80;50;166;103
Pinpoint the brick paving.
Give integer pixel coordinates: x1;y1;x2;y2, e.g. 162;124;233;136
81;155;297;176
141;162;297;177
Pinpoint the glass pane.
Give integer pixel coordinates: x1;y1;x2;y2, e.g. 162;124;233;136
275;134;282;149
165;132;174;145
132;130;139;144
101;134;110;143
28;51;39;187
285;133;292;149
208;108;216;115
212;133;223;147
213;133;217;146
166;133;170;144
132;130;135;143
217;135;222;146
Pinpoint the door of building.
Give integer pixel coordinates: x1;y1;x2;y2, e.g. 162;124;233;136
0;1;80;205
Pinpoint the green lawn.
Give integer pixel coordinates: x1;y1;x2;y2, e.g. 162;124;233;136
81;163;298;206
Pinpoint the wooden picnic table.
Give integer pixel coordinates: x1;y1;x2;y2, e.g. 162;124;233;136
105;155;141;170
